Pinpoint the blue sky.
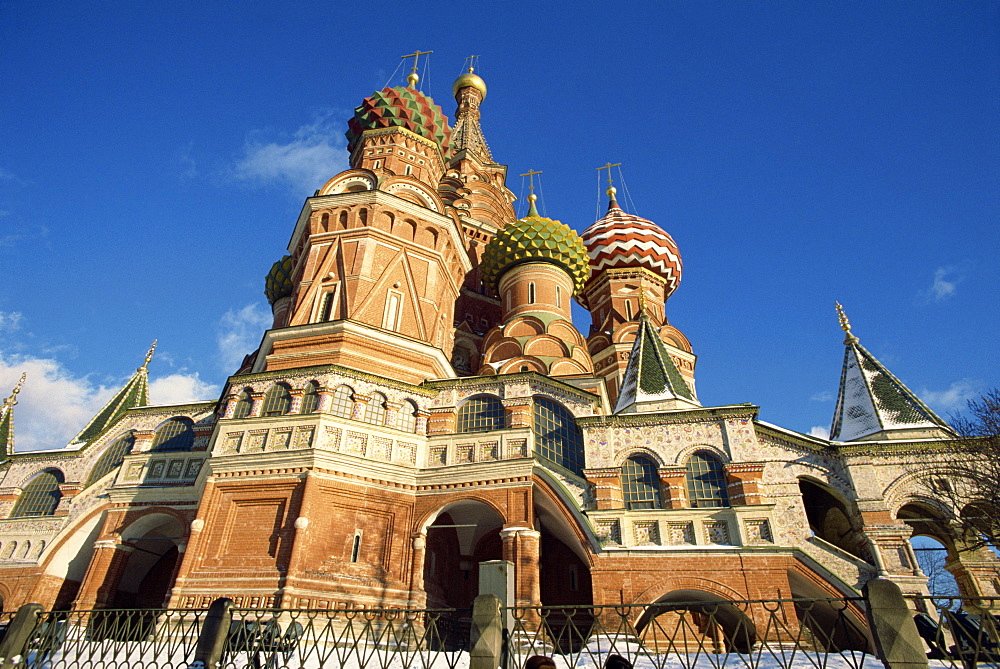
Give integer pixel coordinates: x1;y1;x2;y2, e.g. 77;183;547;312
1;2;997;450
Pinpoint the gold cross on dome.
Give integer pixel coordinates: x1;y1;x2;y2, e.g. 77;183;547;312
519;169;542;193
596;162;622;189
401;50;433;87
464;54;481;71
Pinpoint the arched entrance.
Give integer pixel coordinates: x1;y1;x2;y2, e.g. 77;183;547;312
422;500;504;609
798;478;872;563
113;513;185;609
897;502;965;597
636;590;756;654
787;570;871;652
534;485;593;607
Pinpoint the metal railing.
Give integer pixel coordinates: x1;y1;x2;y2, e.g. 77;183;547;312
907;595;1000;669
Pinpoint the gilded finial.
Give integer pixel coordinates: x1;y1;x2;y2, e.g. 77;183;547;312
520;169;543;217
638;291;647;319
835;302;857;343
5;372;25;406
139;339;157;372
401;50;433;89
596;162;622;210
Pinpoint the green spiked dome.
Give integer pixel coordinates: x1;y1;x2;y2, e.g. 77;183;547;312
480;206;590;297
346;87;451;155
264;255;294;305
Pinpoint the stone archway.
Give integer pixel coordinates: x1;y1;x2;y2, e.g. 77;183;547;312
636;589;757;654
798;478;872;563
113;513;186;609
421;499;505;609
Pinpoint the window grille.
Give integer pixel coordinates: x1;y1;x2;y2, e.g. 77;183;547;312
261;384;292;417
300;382;320;414
232;390;252;418
685;452;730;508
365;393;387;425
622;456;662;509
10;471;63;518
85;435;134;488
151;418;195;452
532;397;584;475
457;396;505;433
397;400;418;433
331;386;354;418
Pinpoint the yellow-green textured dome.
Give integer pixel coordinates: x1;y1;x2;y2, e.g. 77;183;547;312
264;255;294;305
480;210;590;297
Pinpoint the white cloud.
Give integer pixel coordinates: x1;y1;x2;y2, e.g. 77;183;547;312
923;263;971;303
232;113;349;194
0;311;22;333
216;303;272;374
810;391;833;402
920;378;981;412
149;373;219;406
0;355;118;452
809;426;830;439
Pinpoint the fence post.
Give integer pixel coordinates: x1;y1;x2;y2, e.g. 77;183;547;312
863;579;929;669
470;593;503;669
0;603;43;668
189;597;234;669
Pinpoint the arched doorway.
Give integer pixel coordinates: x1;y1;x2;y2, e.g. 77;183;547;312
897;502;964;598
636;590;756;654
798;478;872;563
113;513;185;609
533;485;593;608
787;570;871;652
422;500;504;609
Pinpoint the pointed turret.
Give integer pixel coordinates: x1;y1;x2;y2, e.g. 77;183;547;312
830;304;953;442
1;372;26;456
615;313;699;414
450;67;493;162
71;341;155;445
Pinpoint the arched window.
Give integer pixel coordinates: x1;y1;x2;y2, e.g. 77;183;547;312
300;382;320;414
457;396;505;433
622;455;662;510
10;470;64;518
365;393;387;425
396;400;418;433
685;452;729;508
2;542;15;559
331;385;354;418
532;397;584;475
232;389;252;419
261;383;292;417
151;418;195;452
85;434;135;488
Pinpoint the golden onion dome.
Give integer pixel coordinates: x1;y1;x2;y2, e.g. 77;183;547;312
453;68;487;101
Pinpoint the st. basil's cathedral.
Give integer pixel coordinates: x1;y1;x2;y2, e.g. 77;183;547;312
1;63;997;620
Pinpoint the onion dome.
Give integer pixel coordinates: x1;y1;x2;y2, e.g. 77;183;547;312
480;196;590;297
580;188;683;298
453;68;487;101
264;255;294;305
345;87;451;155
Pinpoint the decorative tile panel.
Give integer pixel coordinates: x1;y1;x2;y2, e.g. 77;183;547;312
125;463;144;481
595;519;621;546
166;460;184;479
633;520;661;546
744;519;773;544
271;429;293;451
705;521;731;545
223;432;243;454
185;459;203;478
324;427;342;451
395;441;417;464
370;436;391;460
429;446;447;466
245;430;267;453
345;431;367;455
456;444;474;463
666;522;695;545
479;442;498;461
508;439;527;458
294;427;314;449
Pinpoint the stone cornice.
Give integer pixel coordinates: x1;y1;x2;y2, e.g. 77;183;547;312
578;404;759;428
230;361;435;397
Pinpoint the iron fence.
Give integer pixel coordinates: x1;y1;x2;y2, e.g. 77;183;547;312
907;595;1000;669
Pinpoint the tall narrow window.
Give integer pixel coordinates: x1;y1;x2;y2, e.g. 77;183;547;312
528;282;536;304
331;385;355;418
373;160;381;169
233;389;252;419
85;435;135;488
365;393;387;425
532;397;585;475
625;299;633;320
555;285;562;309
506;290;511;311
351;533;362;562
300;382;320;414
383;292;402;331
685;452;730;508
261;384;292;417
622;456;662;510
405;164;413;176
10;470;64;518
397;400;418;433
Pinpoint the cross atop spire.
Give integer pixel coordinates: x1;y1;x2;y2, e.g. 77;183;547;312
4;372;25;407
401;50;433;88
0;372;24;456
138;339;157;373
835;302;857;344
520;169;542;217
596;162;622;209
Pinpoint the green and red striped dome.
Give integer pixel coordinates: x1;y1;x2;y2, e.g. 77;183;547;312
346;87;451;155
